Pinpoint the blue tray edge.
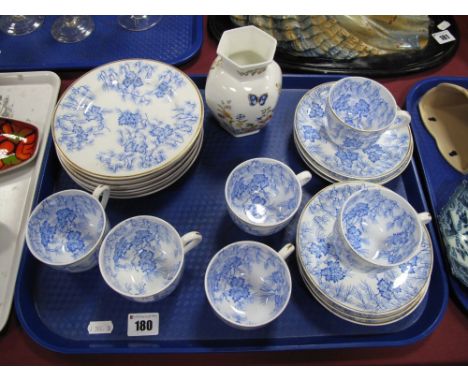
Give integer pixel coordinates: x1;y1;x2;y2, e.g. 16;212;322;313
406;76;468;313
13;74;449;355
0;16;204;72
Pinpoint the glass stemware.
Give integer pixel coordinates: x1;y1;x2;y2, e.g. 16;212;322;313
118;15;162;31
0;16;44;36
51;16;94;43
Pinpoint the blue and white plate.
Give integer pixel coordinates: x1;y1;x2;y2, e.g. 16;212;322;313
298;260;430;325
294;83;412;181
294;128;413;184
296;182;433;316
58;129;204;199
53;59;204;179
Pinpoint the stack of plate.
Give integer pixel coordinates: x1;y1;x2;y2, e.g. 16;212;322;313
296;181;433;326
52;59;204;199
294;82;413;184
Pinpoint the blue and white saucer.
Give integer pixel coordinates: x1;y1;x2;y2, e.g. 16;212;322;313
294;130;413;184
294;83;413;182
296;182;433;318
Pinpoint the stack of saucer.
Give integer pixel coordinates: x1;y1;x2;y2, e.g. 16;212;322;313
296;181;433;326
52;59;204;199
294;81;413;184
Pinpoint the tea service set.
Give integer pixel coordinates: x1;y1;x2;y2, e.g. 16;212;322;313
24;25;435;330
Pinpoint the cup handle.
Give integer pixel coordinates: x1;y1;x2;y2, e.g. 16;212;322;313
181;231;203;254
392;110;411;128
92;185;110;209
418;212;432;225
296;171;312;187
278;243;295;260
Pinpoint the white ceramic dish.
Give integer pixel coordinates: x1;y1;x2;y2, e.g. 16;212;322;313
0;71;60;331
63;131;204;199
293;129;413;184
52;59;204;179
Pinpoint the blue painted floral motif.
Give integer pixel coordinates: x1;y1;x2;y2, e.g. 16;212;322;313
227;159;300;226
297;182;432;315
377;278;401;301
320;260;346;283
65;231;86;256
341;188;419;265
100;217;183;297
154;69;185;98
363;144;385;163
39;221;56;248
55;86;110;152
295;83;411;179
98;61;155;105
27;192;106;264
96;101;199;173
438;180;468;287
53;60;202;178
206;242;291;326
329;78;394;130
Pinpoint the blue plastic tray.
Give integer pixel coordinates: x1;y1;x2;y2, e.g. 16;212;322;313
406;77;468;312
0;16;203;71
14;75;448;354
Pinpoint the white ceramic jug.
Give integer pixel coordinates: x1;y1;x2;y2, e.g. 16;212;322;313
206;25;282;137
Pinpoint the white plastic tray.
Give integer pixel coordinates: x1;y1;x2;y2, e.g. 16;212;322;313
0;71;60;331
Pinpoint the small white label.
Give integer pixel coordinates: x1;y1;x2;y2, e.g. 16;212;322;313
432;30;456;44
87;321;113;335
127;313;159;337
437;21;451;30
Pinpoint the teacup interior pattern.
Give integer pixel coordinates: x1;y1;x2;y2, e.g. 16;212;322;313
206;242;291;326
27;192;105;264
329;78;395;131
227;159;300;225
341;188;420;266
100;217;183;297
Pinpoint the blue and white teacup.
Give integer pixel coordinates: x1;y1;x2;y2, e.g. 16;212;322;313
325;77;411;150
99;215;202;303
26;185;110;273
205;241;294;329
337;186;431;268
225;158;312;236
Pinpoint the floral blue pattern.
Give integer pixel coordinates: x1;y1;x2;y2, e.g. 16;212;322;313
438;179;468;287
226;159;301;233
297;182;433;315
329;78;394;131
55;86;110;152
53;59;203;177
27;191;106;266
95;101;199;173
206;242;291;327
341;187;420;266
100;217;183;300
295;83;411;180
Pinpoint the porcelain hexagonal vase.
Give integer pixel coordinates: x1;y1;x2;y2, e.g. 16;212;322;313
206;25;282;137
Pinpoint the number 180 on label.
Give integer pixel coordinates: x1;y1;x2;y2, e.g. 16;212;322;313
127;313;159;337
